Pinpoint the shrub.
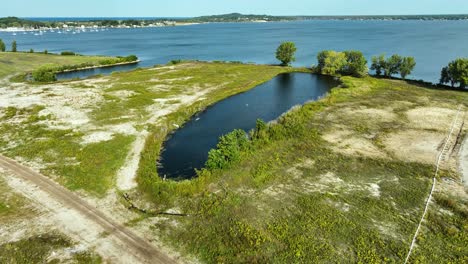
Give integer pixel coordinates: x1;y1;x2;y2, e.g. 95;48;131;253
32;68;57;82
60;51;75;56
0;39;5;52
205;130;250;170
43;50;48;54
29;49;34;53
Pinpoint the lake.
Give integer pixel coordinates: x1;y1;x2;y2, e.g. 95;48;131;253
1;20;468;83
158;73;338;179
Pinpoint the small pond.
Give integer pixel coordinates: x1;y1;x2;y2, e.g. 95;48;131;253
55;63;139;80
158;73;339;180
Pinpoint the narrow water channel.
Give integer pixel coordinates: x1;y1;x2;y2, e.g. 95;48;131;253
55;63;139;80
158;73;339;180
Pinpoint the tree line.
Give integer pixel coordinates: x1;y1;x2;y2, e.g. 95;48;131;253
275;41;467;89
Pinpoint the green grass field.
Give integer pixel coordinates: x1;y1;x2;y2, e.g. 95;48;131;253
0;52;116;79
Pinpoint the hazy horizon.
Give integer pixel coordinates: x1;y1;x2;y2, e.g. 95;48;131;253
2;0;468;17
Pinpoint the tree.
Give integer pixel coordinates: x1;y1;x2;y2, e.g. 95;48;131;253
399;57;416;79
440;58;468;88
321;51;347;76
275;42;297;66
370;54;386;76
11;40;17;52
0;39;5;52
343;50;368;77
384;54;402;77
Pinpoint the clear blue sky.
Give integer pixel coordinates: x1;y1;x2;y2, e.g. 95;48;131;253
2;0;468;17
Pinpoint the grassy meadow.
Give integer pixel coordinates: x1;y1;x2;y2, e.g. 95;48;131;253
0;52;116;79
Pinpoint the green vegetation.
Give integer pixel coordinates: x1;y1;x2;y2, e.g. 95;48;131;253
61;51;76;56
0;16;45;29
399;56;416;79
440;58;468;88
205;130;249;170
317;50;368;77
135;73;467;262
32;66;57;82
371;54;416;79
31;55;139;82
0;39;5;52
275;42;297;66
11;40;17;52
0;52;116;79
0;233;102;264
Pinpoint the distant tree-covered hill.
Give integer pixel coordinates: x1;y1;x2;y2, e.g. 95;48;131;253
0;17;45;29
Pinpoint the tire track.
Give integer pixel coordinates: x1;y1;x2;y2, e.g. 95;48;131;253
0;155;176;264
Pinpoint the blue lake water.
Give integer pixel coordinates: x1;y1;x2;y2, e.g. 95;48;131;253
158;73;338;179
1;20;468;83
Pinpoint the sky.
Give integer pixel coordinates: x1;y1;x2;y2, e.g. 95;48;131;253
1;0;468;17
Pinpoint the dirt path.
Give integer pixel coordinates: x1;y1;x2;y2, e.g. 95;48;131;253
461;137;468;187
0;155;176;264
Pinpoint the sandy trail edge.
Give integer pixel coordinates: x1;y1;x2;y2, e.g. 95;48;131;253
460;137;468;188
0;155;176;264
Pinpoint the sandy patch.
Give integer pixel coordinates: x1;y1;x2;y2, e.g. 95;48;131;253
40;105;90;127
116;132;148;190
383;129;444;164
347;107;397;123
406;107;458;131
82;131;114;145
460;137;468;187
323;129;387;159
367;183;381;197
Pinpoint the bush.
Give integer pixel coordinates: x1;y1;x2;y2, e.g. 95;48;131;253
29;49;34;53
60;51;75;56
205;130;250;170
43;50;48;54
32;68;57;82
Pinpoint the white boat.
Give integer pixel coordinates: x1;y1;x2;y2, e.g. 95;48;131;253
12;33;17;36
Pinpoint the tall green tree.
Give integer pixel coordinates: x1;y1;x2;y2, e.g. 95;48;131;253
0;39;5;52
11;40;17;52
399;57;416;79
370;54;386;76
321;51;347;76
440;58;468;88
384;54;402;77
343;50;368;77
317;50;332;71
275;42;297;66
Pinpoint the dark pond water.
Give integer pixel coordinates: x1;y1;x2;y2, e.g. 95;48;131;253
1;20;468;83
158;73;338;179
55;63;139;80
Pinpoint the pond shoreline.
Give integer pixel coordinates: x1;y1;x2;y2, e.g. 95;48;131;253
55;60;140;74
